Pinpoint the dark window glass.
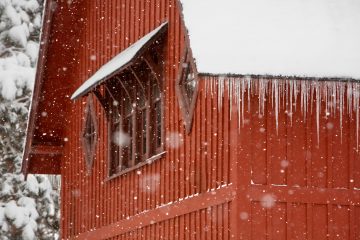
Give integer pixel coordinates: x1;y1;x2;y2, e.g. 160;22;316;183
107;59;163;176
155;101;161;148
142;110;147;156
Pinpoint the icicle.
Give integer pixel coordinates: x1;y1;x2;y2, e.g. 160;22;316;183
355;96;359;152
281;81;284;109
289;80;293;125
205;77;208;94
357;97;359;152
229;78;233;120
236;80;241;129
273;79;279;133
218;76;225;110
300;80;308;121
258;79;262;115
347;82;353;118
315;81;320;145
339;83;344;142
208;76;359;144
245;76;251;112
241;79;245;127
324;83;328;117
310;81;314;115
258;79;266;116
300;81;304;115
355;84;360;151
271;79;274;110
284;81;287;109
332;81;337;116
293;81;298;112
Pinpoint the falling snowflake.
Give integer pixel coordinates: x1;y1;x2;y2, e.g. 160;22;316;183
165;132;184;149
260;194;276;209
112;130;130;147
239;212;249;221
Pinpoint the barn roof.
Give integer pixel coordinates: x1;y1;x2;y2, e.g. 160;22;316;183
71;22;168;100
179;0;360;79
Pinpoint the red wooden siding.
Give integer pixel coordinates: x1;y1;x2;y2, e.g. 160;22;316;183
42;0;360;239
60;0;233;239
202;76;360;240
103;202;231;240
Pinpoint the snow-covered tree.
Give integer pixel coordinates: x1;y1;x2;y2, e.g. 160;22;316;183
0;0;60;239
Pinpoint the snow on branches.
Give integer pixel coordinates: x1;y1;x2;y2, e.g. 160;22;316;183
0;0;41;101
0;0;59;239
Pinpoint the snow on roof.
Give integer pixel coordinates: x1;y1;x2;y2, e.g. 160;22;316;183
71;22;168;100
179;0;360;79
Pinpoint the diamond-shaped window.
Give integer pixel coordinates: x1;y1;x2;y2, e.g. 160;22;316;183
176;48;198;134
82;97;98;173
181;62;196;106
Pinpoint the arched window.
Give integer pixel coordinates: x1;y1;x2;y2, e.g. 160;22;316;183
106;60;164;176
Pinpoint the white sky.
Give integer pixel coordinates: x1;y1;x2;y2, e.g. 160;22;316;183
180;0;360;79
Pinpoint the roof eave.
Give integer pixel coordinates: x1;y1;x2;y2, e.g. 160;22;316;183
21;0;54;176
197;72;360;82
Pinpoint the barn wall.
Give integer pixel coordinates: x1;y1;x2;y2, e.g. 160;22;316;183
104;202;232;240
201;76;360;240
61;0;235;239
58;0;360;239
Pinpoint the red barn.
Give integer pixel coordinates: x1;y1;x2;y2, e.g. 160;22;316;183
22;0;360;239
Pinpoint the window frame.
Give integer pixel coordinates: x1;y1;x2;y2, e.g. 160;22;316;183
105;44;166;179
82;96;98;174
176;46;199;134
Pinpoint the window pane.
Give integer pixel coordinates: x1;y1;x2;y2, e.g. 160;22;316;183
121;145;129;169
137;89;146;107
135;109;147;164
120;96;131;116
110;123;121;173
122;73;136;100
123;117;132;168
155;101;161;148
111;142;120;172
185;79;196;102
142;110;147;156
185;66;196;102
152;81;160;102
112;105;121;124
107;55;164;175
84;108;96;153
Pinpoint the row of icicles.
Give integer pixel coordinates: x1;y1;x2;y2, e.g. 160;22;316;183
204;76;360;148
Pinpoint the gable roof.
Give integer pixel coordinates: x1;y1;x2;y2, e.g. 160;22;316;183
71;22;168;100
179;0;360;79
